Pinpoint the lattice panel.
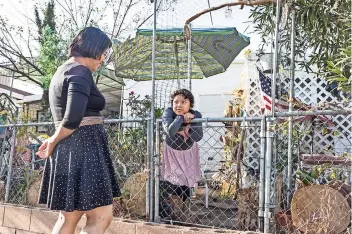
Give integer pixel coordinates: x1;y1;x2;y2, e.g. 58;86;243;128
315;78;347;103
284;71;352;156
244;59;262;117
297;120;335;154
244;127;260;170
294;74;317;105
332;114;352;155
276;69;291;107
246;59;351;209
243;58;262;171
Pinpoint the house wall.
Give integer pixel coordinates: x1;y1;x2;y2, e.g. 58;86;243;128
121;60;248;171
122;60;248;117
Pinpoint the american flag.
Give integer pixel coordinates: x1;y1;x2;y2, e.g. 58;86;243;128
257;68;333;125
258;68;306;113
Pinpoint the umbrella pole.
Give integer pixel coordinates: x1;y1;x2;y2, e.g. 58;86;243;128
187;24;192;91
174;36;181;89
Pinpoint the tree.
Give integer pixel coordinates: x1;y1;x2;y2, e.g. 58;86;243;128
37;25;62;119
0;14;44;85
0;0;178;87
249;0;351;94
34;0;56;43
34;1;62;90
32;2;61;120
325;43;351;92
37;26;61;90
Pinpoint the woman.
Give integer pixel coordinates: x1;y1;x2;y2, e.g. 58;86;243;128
36;27;121;234
160;89;203;219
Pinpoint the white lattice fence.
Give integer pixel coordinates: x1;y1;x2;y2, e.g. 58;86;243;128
291;71;351;156
243;57;351;210
244;57;262;171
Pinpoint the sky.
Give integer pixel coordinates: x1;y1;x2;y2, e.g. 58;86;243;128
155;0;262;49
1;0;263;95
1;0;262;52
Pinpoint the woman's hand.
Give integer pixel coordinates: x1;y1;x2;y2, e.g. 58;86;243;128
183;113;194;123
35;137;58;159
176;124;190;140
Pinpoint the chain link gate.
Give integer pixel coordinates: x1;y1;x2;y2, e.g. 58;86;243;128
154;117;265;231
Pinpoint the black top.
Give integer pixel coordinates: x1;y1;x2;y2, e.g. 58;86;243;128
162;107;203;150
49;61;105;129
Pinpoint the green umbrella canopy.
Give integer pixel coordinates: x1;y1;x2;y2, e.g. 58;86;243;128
112;27;250;81
95;65;124;113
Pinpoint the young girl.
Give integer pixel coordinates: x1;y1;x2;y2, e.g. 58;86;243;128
160;89;203;219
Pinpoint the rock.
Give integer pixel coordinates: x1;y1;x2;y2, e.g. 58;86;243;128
121;172;148;217
27;178;45;207
0;180;4;201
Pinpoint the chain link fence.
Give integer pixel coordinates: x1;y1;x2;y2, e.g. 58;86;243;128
0;123;55;206
0;119;153;221
104;119;152;220
1;112;351;233
271;112;351;234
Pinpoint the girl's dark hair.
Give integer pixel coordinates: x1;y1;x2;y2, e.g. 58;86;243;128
170;89;194;108
68;27;112;59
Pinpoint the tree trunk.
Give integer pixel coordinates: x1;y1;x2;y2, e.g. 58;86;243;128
40;89;51;121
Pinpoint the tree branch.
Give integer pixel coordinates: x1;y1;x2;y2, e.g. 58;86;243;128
185;0;276;25
55;0;79;27
0;64;42;86
0;41;45;76
0;19;23;55
115;0;133;38
84;0;94;28
110;0;124;39
0;50;19;70
135;0;164;29
18;55;45;76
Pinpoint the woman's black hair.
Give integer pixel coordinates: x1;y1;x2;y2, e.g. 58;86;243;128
170;89;194;108
68;27;112;59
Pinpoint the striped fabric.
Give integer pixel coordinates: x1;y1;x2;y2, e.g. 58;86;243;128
111;27;250;81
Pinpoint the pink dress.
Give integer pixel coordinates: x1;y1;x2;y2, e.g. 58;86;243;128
161;142;201;187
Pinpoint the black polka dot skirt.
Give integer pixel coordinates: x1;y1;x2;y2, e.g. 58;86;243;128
38;124;121;212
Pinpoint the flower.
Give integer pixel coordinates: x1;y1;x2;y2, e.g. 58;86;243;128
243;49;252;59
129;91;135;96
39;134;50;139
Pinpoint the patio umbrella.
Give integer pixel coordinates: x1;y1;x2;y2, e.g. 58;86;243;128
111;27;250;81
95;65;125;114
